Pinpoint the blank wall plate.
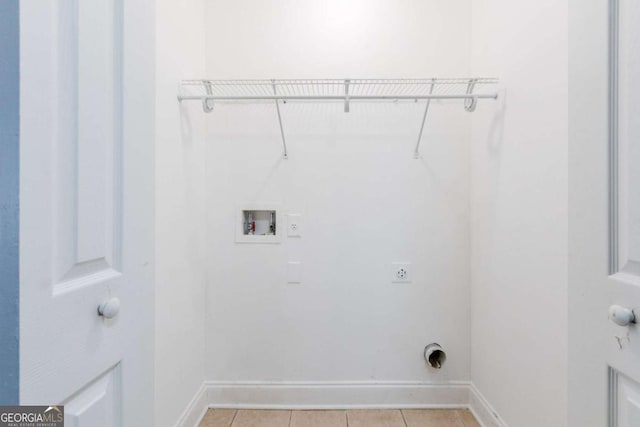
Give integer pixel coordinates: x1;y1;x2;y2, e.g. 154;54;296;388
287;214;302;237
287;262;302;284
391;262;411;283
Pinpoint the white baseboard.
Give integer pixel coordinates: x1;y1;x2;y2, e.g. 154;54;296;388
468;383;508;427
203;381;471;409
174;383;208;427
177;381;507;427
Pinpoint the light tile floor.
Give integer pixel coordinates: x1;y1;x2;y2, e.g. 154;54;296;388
199;408;481;427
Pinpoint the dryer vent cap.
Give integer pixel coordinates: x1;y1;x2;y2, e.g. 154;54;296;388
424;343;446;369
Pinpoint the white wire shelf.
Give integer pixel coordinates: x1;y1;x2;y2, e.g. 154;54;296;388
179;78;498;103
177;78;499;158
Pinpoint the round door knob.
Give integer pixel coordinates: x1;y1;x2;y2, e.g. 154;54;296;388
609;304;636;327
98;298;120;319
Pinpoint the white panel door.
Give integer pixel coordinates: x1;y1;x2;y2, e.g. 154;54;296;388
19;0;154;425
609;0;640;424
569;0;640;425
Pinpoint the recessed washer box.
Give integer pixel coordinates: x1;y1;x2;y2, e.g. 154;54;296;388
235;204;282;244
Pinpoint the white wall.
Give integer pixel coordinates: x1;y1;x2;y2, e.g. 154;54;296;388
155;0;207;425
205;0;470;79
469;1;569;426
203;0;474;384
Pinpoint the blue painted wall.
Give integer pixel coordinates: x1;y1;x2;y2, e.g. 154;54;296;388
0;0;19;404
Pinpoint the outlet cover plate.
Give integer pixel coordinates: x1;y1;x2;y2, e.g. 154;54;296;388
287;214;302;237
392;262;411;283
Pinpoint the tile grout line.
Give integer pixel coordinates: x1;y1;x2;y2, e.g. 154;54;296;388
455;409;467;427
287;410;292;427
228;409;238;427
345;410;349;427
399;409;409;427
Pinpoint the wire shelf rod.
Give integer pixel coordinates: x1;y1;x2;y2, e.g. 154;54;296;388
178;93;498;102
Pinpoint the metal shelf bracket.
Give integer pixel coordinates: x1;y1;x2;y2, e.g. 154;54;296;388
272;80;288;159
464;78;478;112
202;80;214;113
344;79;351;113
414;79;436;159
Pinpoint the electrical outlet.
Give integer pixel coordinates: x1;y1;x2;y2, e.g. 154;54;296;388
287;214;302;237
392;262;411;283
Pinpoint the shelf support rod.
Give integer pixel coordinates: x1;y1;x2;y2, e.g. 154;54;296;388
344;79;351;113
414;79;436;159
272;81;288;159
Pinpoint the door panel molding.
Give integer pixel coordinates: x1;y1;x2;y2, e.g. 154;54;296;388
52;0;124;295
62;364;121;427
610;368;640;427
610;367;618;427
609;0;619;275
608;0;640;282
